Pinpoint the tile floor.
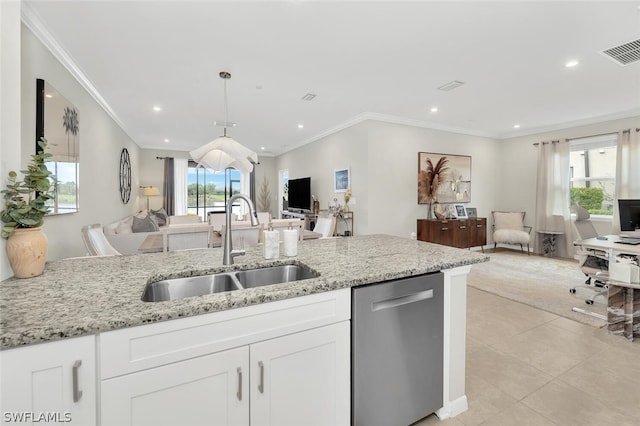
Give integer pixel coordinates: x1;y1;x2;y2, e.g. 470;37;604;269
415;287;640;426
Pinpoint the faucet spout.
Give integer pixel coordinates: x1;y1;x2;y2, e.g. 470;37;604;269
223;194;259;265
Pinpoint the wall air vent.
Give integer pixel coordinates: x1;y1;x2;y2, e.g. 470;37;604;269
301;93;317;101
437;80;465;92
601;39;640;66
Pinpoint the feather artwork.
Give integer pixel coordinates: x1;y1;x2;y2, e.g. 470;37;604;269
418;156;449;203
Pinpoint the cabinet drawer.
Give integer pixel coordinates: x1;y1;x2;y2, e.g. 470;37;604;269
100;289;350;379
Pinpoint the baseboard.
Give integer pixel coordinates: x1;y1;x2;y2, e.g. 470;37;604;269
435;395;468;419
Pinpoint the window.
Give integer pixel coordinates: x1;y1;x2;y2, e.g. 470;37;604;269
569;134;617;216
187;162;241;220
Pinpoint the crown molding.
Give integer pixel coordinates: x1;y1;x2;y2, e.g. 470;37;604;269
21;2;134;143
497;108;640;140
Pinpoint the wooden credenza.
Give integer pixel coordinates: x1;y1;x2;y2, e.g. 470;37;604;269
417;218;487;250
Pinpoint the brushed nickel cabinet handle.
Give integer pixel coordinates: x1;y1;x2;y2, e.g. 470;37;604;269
441;227;449;231
237;367;243;401
72;360;82;403
258;361;264;394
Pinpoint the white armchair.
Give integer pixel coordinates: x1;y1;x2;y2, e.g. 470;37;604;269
492;211;532;254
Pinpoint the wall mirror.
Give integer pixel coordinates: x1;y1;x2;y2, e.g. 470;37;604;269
36;79;79;215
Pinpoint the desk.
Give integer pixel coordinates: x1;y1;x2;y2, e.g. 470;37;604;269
574;235;640;341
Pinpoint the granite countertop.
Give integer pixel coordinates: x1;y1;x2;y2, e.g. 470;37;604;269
0;235;488;349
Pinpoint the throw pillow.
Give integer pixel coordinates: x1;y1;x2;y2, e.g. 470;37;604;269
151;208;169;226
132;214;160;233
115;216;134;234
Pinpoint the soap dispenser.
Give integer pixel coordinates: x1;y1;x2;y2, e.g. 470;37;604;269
263;222;280;260
283;222;298;257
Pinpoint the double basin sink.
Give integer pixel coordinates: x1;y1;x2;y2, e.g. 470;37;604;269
142;264;319;302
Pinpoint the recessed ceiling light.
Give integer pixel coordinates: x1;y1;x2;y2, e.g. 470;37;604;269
565;60;579;68
261;146;265;151
430;107;439;113
45;94;53;98
153;106;162;112
513;124;521;129
164;138;169;143
298;124;304;129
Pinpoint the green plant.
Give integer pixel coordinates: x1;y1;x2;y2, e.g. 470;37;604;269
570;187;604;211
1;138;54;238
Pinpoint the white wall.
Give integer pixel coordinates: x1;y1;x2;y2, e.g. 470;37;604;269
20;24;140;262
0;1;22;280
276;123;369;233
276;120;503;239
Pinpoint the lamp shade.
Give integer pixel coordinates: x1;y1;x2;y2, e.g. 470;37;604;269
190;136;258;174
142;187;160;196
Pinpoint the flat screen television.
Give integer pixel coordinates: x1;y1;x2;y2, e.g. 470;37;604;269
618;199;640;236
287;177;311;211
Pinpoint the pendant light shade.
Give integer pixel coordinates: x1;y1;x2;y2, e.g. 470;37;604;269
190;136;257;174
190;71;257;173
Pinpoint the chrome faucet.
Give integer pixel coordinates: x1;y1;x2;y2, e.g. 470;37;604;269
223;194;259;265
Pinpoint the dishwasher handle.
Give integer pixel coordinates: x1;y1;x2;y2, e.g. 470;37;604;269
371;289;434;312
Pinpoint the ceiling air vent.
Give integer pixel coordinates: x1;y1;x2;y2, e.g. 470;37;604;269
301;93;317;101
437;80;465;92
601;39;640;66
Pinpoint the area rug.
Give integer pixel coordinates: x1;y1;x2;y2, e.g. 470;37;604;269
467;249;607;328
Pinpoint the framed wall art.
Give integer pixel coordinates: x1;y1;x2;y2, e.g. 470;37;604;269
36;78;80;215
418;152;471;204
334;167;350;192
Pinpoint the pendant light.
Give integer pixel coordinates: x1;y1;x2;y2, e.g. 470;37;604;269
190;71;257;174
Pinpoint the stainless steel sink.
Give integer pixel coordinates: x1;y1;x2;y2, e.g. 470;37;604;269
142;264;320;302
235;264;320;288
141;273;241;302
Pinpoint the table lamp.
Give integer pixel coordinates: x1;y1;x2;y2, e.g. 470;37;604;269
141;186;160;211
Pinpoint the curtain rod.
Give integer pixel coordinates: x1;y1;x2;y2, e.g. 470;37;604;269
533;127;639;146
156;156;174;159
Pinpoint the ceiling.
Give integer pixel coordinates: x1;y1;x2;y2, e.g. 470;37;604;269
23;1;640;157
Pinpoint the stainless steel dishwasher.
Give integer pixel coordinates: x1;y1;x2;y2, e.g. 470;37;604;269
352;273;444;426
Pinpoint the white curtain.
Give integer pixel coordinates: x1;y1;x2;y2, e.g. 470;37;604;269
612;128;640;233
173;158;188;215
534;139;573;257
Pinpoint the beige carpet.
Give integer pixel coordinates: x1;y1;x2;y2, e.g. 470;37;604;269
467;249;607;328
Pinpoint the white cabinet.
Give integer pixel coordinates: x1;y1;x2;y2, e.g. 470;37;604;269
99;289;351;425
101;322;350;426
250;321;350;426
0;335;96;426
101;347;249;426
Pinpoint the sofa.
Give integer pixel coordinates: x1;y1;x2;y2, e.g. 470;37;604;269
103;214;164;255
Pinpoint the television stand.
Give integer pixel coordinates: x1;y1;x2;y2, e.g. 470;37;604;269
281;210;315;230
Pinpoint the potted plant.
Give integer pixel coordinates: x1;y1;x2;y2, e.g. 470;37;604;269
1;137;54;278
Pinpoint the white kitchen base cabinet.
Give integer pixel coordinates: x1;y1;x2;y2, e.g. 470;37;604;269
0;335;96;426
250;321;350;426
98;289;351;425
101;322;349;426
101;347;249;426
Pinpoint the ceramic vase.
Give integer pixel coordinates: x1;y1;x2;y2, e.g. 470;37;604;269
6;227;48;278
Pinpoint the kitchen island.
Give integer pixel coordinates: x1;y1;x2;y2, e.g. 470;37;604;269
1;235;487;425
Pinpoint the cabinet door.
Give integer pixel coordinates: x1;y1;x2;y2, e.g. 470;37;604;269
453;219;471;248
101;346;249;426
431;220;455;246
471;218;487;248
0;336;96;426
250;322;350;426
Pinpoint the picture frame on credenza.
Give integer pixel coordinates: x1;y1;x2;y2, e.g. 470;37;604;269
452;204;468;219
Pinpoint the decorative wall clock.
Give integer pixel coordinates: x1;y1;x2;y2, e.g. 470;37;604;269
119;148;131;204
